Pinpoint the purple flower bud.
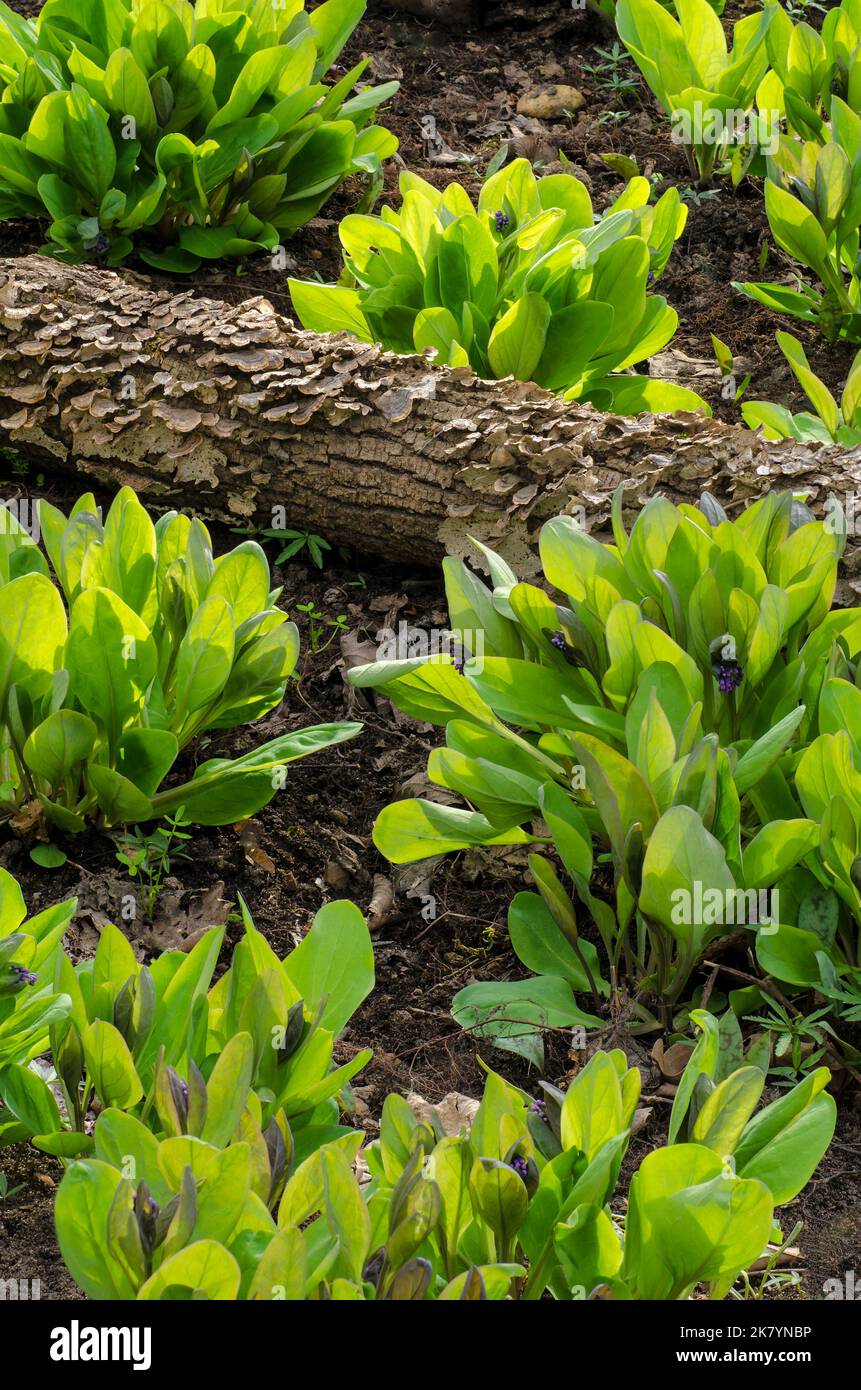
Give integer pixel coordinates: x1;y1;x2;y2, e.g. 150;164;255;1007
714;659;744;694
529;1098;547;1118
511;1156;529;1179
494;210;510;232
11;965;37;986
550;632;567;652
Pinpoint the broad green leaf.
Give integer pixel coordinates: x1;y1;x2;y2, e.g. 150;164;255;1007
137;1240;241;1300
55;1160;137;1300
283;899;374;1038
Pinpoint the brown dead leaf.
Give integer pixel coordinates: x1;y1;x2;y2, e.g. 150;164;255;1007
10;800;44;835
145;881;231;953
651;1038;694;1080
368;593;408;615
367;874;394;927
323;860;353;893
408;1091;479;1137
246;846;276;872
339;631;379;671
232;820;276;872
631;1106;654;1137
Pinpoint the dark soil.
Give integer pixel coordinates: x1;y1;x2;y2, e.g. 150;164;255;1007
0;0;859;1303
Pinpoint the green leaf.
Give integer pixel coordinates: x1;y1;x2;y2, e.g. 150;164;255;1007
283;899;374;1038
129;0;188;76
764;178;829;278
0;572;67;718
627;1144;773;1301
66;587;157;752
0;1061;63;1136
741;819;818;889
201;1031;254;1149
639;806;735;949
373;798;532;864
174;595;235;717
451;976;600;1068
309;0;366;76
247;1226;307;1301
755;923;824;987
669;1008;720;1142
102;485;157;622
87;764;154;824
561;1051;634;1162
103;47;157;145
508;891;606;994
733;706;805;795
64;85;116;203
138;1240;241;1300
116;727;178;796
570;732;659;868
24;710;97;789
55;1160;137;1300
690;1066;765;1155
83;1019;143;1110
288;279;371;339
438;214;497;323
153;723;362;826
465;657;605;730
94;1108;171;1203
470;1157;528;1247
734;1068;836;1203
29;843;68;869
488;293;551;381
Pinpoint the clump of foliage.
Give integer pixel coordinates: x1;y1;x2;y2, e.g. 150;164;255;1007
352;488;843;861
53;1046;835;1300
0;867;74;1104
616;0;774;184
350;490;854;1039
735;97;861;341
0;486;361;833
0;897;374;1161
769;717;861;1010
454;789;821;1044
667;1009;835;1197
742;331;861;442
757;0;861;143
290;157;708;416
0;0;397;270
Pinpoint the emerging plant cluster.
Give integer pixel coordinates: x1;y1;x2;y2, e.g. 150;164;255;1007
0;0;855;1309
0;480;849;1302
354;490;861;1057
0;0;397;270
0;870;837;1299
3;0;861;428
292;0;861;430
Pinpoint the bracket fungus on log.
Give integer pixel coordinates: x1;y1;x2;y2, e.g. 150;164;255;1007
1;254;860;589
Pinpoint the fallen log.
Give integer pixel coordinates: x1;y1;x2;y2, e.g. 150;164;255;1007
1;254;860;586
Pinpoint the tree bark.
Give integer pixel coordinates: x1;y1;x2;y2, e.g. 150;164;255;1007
1;254;860;586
